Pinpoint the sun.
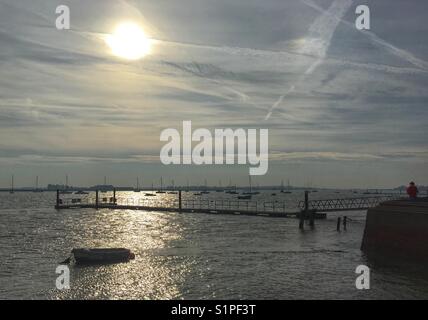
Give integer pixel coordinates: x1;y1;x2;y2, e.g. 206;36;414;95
105;22;152;60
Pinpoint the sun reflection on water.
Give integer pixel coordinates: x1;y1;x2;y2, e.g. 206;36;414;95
49;193;192;299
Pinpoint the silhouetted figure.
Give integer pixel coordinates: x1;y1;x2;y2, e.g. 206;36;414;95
406;181;419;199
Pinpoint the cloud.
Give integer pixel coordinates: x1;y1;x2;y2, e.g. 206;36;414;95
0;0;427;187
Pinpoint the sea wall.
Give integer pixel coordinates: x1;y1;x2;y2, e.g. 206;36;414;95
361;199;428;261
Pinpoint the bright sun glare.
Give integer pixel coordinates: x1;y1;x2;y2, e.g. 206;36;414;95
106;22;152;60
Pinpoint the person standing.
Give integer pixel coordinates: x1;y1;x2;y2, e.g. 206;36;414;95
406;181;419;199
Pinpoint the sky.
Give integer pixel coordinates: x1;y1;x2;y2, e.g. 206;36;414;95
0;0;427;189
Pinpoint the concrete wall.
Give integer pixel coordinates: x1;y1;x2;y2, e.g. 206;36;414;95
361;199;428;261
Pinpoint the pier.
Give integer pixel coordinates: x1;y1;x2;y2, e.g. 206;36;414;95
54;190;401;220
297;195;401;212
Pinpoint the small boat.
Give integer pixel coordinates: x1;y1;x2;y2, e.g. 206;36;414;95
75;190;89;195
60;190;73;195
69;248;135;265
237;195;252;200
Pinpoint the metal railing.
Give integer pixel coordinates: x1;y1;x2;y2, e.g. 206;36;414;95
297;195;401;212
57;195;289;213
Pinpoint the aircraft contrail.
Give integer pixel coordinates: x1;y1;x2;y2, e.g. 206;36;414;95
264;0;353;120
299;0;428;71
265;0;428;121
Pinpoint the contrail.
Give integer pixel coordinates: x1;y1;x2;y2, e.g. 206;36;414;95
265;0;353;120
299;0;428;71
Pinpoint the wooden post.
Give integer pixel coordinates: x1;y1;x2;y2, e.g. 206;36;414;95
309;211;315;228
304;191;309;212
299;211;304;230
306;191;315;228
95;190;99;209
343;216;347;231
56;189;60;209
113;188;116;204
337;217;341;231
179;190;182;213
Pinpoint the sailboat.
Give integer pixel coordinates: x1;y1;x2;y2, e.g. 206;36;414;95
168;180;178;194
9;175;14;194
201;179;210;194
281;179;292;194
240;177;253;199
100;176;108;193
33;176;43;193
252;181;260;195
215;180;223;192
60;175;73;194
156;177;166;193
226;180;238;194
238;179;252;199
145;182;156;196
243;176;258;195
134;177;141;192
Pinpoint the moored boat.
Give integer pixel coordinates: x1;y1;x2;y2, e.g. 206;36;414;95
70;248;135;265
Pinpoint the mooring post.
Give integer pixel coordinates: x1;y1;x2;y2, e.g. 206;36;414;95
343;216;347;231
299;191;309;230
306;191;315;228
113;188;116;204
299;214;304;230
304;190;309;212
95;190;99;209
179;190;182;213
56;189;60;209
337;217;341;231
309;211;315;228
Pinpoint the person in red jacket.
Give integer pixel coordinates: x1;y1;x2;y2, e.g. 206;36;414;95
406;181;419;199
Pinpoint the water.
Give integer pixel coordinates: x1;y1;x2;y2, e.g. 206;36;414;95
0;191;427;300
